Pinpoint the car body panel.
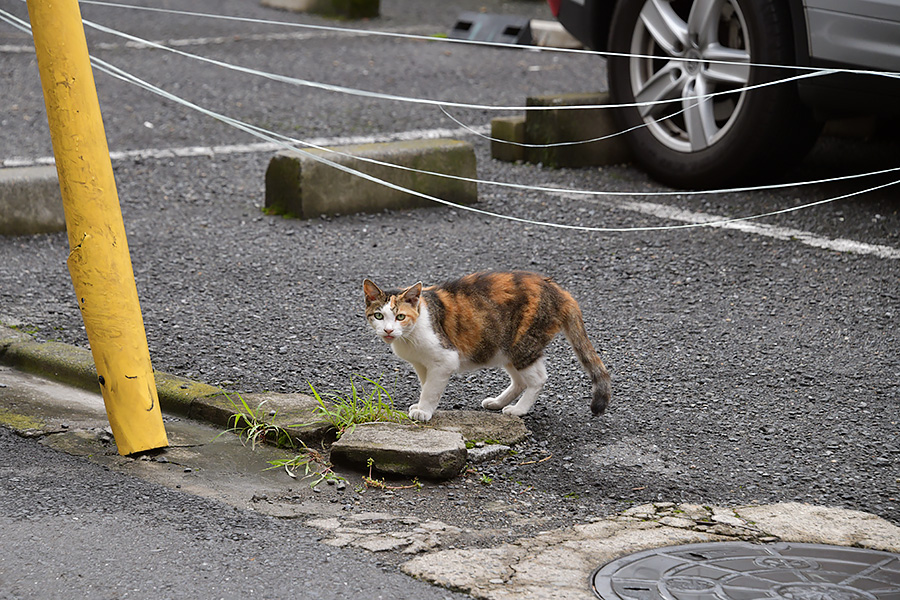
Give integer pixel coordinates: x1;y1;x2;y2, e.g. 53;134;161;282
805;0;900;70
552;0;900;117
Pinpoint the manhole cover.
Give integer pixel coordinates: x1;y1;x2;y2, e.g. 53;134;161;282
592;542;900;600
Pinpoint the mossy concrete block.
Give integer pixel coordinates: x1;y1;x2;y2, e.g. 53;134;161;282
490;116;526;163
264;139;477;219
0;332;227;419
154;372;226;417
261;0;378;20
0;324;33;350
330;422;467;481
525;91;631;168
0;166;66;236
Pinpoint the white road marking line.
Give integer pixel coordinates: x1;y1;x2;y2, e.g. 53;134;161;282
1;125;489;168
0;24;438;54
614;198;900;260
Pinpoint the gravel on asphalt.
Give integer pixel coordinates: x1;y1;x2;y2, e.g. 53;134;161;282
1;0;897;536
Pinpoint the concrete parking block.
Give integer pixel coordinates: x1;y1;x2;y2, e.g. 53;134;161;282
490;116;526;162
525;91;631;168
529;19;583;49
264;139;477;219
0;166;65;236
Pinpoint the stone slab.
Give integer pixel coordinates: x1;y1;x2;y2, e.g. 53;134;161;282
736;502;900;551
428;410;529;446
525;91;631;168
330;422;467;480
260;0;379;19
264;139;477;219
0;166;66;236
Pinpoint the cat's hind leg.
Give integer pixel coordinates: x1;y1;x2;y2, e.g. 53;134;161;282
482;364;525;411
501;358;547;417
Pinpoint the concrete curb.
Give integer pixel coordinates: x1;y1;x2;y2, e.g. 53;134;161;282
0;324;232;425
0;166;66;236
264;139;477;219
0;324;527;470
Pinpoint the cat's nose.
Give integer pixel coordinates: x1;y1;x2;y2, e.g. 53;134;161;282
384;328;393;335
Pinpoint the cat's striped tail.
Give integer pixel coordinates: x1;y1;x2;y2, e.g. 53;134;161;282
561;300;611;415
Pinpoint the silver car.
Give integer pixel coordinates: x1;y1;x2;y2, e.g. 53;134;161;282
548;0;900;187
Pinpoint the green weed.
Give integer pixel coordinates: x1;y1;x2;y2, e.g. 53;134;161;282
219;394;294;450
267;447;345;488
306;375;411;439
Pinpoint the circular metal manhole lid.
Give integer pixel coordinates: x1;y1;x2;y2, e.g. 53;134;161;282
592;542;900;600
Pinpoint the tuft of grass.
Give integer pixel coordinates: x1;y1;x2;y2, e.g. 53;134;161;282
360;458;422;492
307;375;411;439
218;394;294;450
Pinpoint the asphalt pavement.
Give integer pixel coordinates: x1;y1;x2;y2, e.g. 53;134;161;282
0;417;466;600
1;1;899;595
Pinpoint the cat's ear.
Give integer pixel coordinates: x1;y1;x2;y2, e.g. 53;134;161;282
400;282;423;307
363;279;383;303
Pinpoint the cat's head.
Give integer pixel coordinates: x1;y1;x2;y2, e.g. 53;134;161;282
363;279;422;344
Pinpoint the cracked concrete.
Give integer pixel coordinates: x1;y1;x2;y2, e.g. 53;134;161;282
401;502;900;600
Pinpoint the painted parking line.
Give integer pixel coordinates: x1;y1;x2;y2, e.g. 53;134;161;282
1;125;490;168
6;129;896;260
0;24;439;54
613;198;900;260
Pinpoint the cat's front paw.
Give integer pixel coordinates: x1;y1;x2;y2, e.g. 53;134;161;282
482;396;510;411
502;404;530;417
408;404;433;422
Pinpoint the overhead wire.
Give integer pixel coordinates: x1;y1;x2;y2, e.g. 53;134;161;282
77;0;900;81
1;7;898;234
27;7;900;199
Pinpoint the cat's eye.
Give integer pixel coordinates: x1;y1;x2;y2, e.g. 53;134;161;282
373;312;384;320
396;314;406;321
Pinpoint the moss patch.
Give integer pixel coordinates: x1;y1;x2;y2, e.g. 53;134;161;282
0;408;46;432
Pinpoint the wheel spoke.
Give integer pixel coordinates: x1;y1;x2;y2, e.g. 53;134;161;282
702;44;751;85
639;0;689;57
687;0;724;48
682;78;716;150
635;61;684;118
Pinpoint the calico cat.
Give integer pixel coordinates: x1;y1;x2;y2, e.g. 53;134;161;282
363;271;611;422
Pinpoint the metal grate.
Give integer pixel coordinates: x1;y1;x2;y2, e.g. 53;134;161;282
592;542;900;600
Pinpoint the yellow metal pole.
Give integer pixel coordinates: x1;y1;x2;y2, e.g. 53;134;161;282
27;0;168;455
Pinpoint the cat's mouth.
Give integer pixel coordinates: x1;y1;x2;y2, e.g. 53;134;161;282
382;334;395;342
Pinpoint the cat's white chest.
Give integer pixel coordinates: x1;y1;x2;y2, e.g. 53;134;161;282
390;303;458;368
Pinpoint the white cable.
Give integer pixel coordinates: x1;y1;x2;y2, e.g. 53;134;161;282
77;0;900;81
2;9;897;203
74;55;900;233
438;103;694;148
77;12;849;114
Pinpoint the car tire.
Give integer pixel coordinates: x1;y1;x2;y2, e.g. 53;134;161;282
607;0;821;188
